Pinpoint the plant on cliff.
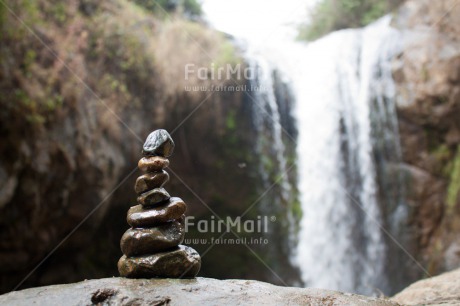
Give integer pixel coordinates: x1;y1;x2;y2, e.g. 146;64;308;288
298;0;405;41
153;18;242;101
447;146;460;212
133;0;202;17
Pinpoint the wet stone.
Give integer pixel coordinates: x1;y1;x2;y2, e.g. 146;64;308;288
142;129;175;158
135;171;169;194
138;157;169;173
118;245;201;278
127;197;186;228
118;129;200;279
137;188;170;207
120;220;185;257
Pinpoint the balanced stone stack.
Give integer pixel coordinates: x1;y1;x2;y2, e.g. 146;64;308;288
118;129;201;278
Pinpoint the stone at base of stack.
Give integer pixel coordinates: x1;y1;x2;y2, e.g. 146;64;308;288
118;245;201;278
117;129;201;279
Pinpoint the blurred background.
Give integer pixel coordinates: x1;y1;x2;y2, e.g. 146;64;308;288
0;0;459;297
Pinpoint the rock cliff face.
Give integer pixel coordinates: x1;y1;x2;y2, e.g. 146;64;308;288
391;0;460;275
0;0;298;293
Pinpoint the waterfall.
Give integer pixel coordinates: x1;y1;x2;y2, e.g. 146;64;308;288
245;51;302;285
203;1;409;296
248;54;293;212
291;16;404;295
242;16;406;294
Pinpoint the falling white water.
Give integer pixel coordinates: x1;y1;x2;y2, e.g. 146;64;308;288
203;0;404;296
248;54;292;207
290;17;403;295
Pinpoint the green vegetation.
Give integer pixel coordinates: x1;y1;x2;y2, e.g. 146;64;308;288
213;40;240;69
182;0;201;16
153;18;242;98
23;49;37;72
50;2;67;24
225;110;237;131
431;144;452;177
0;2;5;29
447;146;460;212
133;0;202;17
298;0;404;41
0;0;238;134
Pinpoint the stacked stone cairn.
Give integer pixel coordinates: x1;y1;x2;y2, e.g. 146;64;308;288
118;129;201;278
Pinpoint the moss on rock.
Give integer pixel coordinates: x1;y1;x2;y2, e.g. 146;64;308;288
447;146;460;212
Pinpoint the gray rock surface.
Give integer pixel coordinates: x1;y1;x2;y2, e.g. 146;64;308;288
391;268;460;306
142;129;175;157
0;277;399;306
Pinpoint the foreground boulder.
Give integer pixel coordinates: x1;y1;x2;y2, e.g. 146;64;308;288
391;268;460;305
0;277;398;306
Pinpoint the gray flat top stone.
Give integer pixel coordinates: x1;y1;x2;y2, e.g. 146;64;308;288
0;277;399;306
142;129;175;157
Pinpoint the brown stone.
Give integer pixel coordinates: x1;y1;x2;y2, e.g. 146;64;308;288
118;245;201;278
127;197;186;227
137;187;170;207
120;220;185;256
138;157;169;172
134;171;169;194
